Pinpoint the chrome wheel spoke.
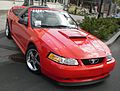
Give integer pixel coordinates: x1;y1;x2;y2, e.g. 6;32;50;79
32;62;37;70
30;51;34;58
35;52;38;58
27;53;32;62
34;52;39;65
34;58;40;65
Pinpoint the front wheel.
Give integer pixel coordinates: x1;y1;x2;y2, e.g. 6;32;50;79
25;45;41;74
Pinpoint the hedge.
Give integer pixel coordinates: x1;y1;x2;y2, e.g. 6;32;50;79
80;17;120;40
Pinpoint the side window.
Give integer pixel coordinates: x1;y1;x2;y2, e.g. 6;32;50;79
13;9;23;16
21;11;28;23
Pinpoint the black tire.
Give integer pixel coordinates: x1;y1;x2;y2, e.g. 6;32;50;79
25;45;41;74
5;21;12;39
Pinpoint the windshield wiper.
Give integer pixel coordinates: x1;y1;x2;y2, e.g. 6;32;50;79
53;25;69;27
35;25;66;28
51;25;78;29
40;25;69;28
36;25;52;28
34;25;77;29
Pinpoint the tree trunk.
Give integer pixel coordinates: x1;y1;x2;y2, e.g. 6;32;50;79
23;0;33;6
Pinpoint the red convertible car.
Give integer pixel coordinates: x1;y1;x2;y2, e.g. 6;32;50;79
5;6;115;86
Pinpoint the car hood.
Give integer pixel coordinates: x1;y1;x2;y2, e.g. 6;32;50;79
34;28;110;59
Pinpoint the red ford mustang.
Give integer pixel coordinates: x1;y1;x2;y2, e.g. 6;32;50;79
5;6;115;86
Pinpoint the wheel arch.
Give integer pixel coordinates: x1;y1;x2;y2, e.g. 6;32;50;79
26;41;41;52
27;42;36;49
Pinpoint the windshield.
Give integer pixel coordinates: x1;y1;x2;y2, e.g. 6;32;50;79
31;10;77;28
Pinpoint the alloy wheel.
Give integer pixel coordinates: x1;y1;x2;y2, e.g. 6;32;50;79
26;49;40;71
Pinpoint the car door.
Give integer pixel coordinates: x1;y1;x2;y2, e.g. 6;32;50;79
13;10;30;52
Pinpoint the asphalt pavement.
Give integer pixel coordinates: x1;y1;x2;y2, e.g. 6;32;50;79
0;10;120;91
0;11;7;32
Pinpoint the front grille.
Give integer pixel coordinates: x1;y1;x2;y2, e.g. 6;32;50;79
81;58;104;65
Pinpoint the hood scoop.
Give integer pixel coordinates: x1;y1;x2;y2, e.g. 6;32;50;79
59;30;87;45
68;36;86;38
59;30;86;39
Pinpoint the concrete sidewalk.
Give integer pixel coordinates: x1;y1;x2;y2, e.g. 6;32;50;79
0;1;22;10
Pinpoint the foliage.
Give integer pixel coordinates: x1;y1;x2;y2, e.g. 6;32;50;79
68;5;77;15
112;0;120;6
68;5;90;16
80;17;120;40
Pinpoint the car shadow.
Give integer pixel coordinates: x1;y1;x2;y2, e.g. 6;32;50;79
38;72;107;90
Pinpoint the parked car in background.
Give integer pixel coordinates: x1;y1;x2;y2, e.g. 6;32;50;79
112;13;120;18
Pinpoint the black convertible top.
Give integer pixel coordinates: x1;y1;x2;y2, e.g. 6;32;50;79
18;6;49;16
27;6;49;9
23;6;49;11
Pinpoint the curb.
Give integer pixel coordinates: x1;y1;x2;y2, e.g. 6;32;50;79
105;30;120;46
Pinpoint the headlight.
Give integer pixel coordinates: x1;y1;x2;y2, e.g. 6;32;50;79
106;54;113;62
48;52;79;66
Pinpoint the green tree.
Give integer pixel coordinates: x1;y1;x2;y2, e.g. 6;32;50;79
113;0;120;6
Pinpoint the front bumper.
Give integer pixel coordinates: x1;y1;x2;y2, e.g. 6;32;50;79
42;58;115;84
57;75;109;86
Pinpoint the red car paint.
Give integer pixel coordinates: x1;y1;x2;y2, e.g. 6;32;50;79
7;6;115;85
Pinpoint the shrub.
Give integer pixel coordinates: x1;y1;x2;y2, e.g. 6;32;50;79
68;5;77;14
68;5;89;16
80;17;119;40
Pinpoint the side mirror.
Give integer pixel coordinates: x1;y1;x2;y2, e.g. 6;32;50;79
18;18;28;26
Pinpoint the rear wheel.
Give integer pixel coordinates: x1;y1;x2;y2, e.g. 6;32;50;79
5;21;12;39
25;45;41;74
